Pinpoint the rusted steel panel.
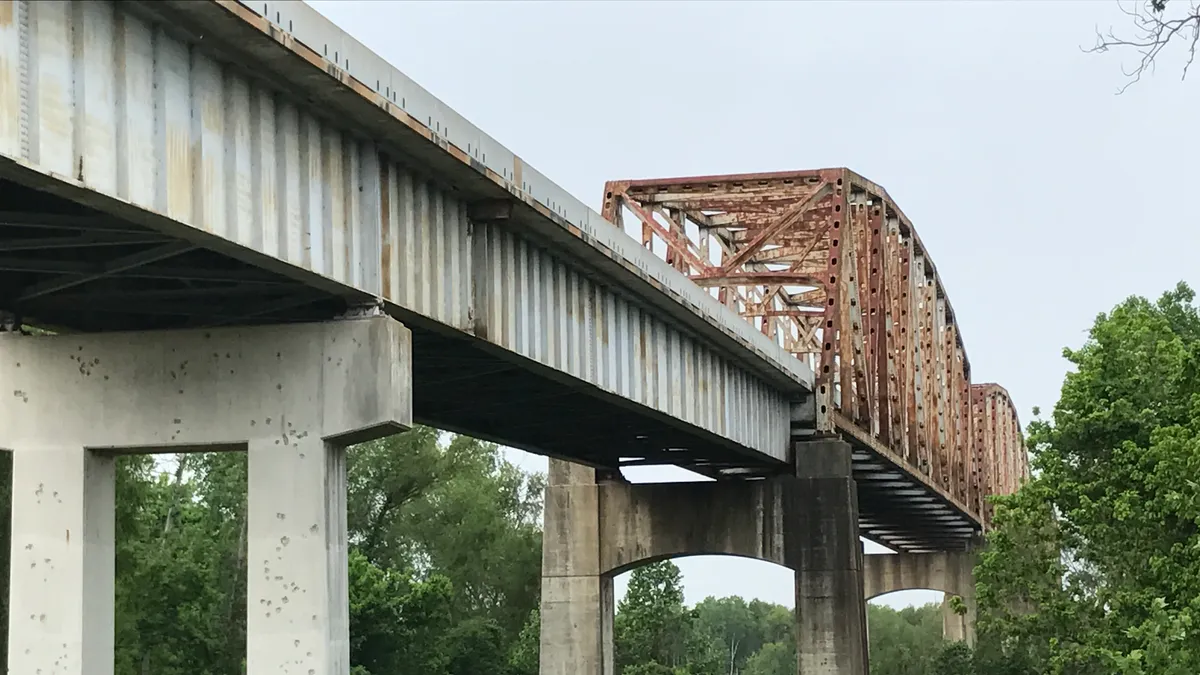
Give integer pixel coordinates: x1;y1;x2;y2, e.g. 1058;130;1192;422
897;226;917;465
936;299;950;491
955;348;971;504
970;384;1024;526
612;168;1029;528
846;198;871;428
820;175;846;431
911;256;929;474
868;205;891;444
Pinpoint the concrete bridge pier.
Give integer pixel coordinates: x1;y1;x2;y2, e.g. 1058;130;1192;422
862;550;978;646
539;439;868;675
0;316;412;675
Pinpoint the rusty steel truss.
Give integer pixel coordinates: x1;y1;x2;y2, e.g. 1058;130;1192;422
603;168;1028;528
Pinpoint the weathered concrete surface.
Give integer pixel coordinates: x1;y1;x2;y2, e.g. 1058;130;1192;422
599;476;794;574
863;551;977;646
540;440;868;675
793;440;868;675
0;316;412;675
540;460;613;675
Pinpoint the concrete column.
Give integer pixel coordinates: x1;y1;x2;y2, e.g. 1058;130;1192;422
941;593;975;645
0;316;411;675
8;449;115;675
792;439;868;675
539;459;613;675
247;437;351;674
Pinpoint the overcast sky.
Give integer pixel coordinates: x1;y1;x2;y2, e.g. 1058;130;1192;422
306;0;1200;610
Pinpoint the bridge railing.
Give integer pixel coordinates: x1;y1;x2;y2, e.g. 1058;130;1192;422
604;169;1027;526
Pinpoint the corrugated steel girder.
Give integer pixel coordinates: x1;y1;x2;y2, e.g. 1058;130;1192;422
0;0;793;462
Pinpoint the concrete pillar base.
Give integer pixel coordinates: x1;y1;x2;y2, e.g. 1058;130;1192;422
941;593;974;645
9;449;115;675
247;438;351;674
793;440;868;675
0;316;412;675
539;460;613;675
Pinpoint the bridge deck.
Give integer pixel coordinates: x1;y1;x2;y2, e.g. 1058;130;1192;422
0;0;1027;551
609;171;1029;548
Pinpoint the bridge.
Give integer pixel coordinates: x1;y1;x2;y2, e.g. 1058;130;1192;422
0;1;1027;674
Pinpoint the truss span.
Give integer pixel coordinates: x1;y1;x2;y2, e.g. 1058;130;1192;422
606;170;1028;531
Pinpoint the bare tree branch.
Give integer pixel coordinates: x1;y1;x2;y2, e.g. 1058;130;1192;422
1084;0;1200;93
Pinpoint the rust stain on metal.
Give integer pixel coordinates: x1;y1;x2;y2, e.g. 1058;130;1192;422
611;168;1027;526
379;161;392;298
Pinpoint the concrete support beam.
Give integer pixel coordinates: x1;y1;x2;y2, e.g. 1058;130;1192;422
540;460;613;675
793;439;868;675
247;438;352;673
862;551;977;646
942;594;972;644
0;316;411;675
10;449;116;675
539;439;867;675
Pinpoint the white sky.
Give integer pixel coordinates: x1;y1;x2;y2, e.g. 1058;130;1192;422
306;0;1200;610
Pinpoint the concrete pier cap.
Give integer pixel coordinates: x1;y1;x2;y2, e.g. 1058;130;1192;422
0;315;412;451
0;315;413;675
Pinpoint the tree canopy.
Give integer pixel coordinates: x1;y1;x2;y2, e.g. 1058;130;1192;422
972;282;1200;674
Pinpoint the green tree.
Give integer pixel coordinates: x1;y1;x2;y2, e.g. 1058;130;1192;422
615;561;694;673
689;595;798;674
507;607;541;675
348;549;454;675
976;283;1200;673
441;616;512;675
865;603;944;675
931;642;975;675
691;596;761;673
750;600;794;649
623;663;682;675
113;453;249;675
349;430;545;643
742;642;794;675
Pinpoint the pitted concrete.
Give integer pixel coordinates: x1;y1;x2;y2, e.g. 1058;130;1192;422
0;316;411;675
